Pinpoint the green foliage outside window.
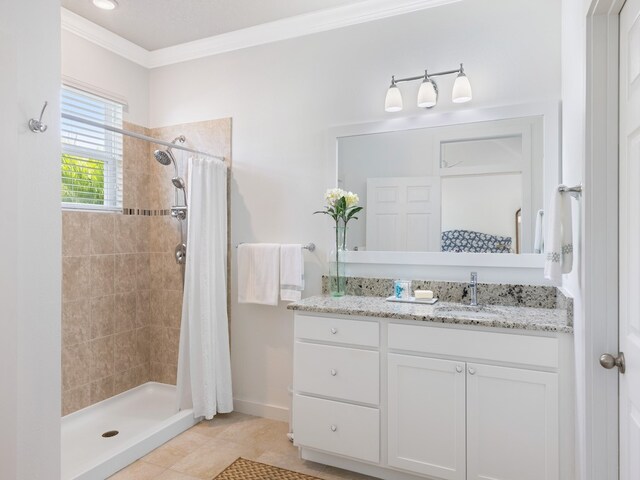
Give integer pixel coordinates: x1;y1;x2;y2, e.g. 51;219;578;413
61;154;105;205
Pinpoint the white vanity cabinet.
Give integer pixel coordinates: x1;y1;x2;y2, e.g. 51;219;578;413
292;312;571;480
388;323;560;480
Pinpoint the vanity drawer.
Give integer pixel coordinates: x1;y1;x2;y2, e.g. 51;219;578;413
294;341;379;405
388;323;559;369
295;314;379;347
293;394;379;463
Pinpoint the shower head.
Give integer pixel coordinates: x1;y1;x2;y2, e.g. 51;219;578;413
153;135;185;166
173;176;188;207
153;148;175;166
172;177;186;189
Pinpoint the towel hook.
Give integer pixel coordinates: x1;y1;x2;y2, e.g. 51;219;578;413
28;101;49;133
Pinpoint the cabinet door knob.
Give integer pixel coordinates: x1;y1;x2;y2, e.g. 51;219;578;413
330;425;337;432
330;369;337;376
468;367;476;375
456;365;463;373
330;328;337;334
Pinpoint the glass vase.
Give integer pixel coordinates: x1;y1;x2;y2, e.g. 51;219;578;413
329;225;348;297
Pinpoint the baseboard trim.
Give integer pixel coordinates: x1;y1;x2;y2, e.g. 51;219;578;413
233;398;290;423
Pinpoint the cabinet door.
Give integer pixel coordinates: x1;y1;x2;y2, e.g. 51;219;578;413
387;354;466;480
466;363;559;480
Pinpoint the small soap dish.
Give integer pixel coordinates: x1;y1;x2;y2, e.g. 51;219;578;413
386;296;439;305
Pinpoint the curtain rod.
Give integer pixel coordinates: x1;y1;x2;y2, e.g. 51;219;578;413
62;113;225;161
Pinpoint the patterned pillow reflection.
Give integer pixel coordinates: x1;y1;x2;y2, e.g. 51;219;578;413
441;229;512;253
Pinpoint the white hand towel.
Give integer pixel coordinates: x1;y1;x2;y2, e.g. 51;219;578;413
280;244;304;302
544;189;573;281
237;243;280;306
534;209;545;254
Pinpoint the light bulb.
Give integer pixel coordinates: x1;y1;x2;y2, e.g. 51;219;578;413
93;0;118;10
417;78;438;108
385;80;403;112
452;67;472;104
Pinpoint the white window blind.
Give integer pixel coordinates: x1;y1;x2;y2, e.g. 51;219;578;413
61;86;124;210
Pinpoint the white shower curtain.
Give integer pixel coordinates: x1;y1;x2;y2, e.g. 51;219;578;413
176;157;233;419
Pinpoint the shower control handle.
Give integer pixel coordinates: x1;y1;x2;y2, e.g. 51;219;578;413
175;243;186;265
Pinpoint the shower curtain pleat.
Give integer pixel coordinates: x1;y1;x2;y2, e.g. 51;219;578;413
176;157;233;419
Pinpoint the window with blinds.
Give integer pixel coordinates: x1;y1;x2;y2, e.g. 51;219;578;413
61;86;124;210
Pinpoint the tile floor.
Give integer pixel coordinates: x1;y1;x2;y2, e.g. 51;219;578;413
109;412;377;480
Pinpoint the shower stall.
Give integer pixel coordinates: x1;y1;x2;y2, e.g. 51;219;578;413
60;114;230;480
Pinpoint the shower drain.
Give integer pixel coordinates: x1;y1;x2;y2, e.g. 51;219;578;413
101;430;119;438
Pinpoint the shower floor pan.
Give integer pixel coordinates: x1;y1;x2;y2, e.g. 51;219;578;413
61;382;199;480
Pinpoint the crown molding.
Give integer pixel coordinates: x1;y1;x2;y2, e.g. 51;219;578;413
61;8;152;68
62;0;461;69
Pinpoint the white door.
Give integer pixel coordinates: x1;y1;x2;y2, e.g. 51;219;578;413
466;363;558;480
619;1;640;477
387;354;465;480
366;177;441;251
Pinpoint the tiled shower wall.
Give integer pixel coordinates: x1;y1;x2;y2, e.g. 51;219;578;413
61;119;231;415
61;211;153;415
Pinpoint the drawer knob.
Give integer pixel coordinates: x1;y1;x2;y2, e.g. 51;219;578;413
330;369;337;376
456;365;463;373
330;425;337;432
468;367;476;375
330;328;337;334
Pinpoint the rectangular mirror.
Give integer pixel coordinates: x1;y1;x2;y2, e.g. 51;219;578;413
337;112;548;256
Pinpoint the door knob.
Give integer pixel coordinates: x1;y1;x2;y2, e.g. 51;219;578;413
330;328;337;334
330;425;337;432
330;369;337;376
599;352;625;374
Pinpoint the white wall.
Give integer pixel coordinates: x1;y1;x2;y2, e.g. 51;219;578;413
62;30;149;126
146;0;561;417
0;2;61;478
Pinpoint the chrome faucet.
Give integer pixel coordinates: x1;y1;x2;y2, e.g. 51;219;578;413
469;272;478;306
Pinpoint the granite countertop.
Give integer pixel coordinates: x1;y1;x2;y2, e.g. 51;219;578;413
287;295;573;334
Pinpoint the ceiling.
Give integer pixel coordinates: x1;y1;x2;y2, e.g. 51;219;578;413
61;0;366;51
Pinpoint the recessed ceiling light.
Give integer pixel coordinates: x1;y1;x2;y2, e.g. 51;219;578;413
92;0;118;10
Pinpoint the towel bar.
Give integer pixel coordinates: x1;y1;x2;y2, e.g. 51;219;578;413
558;184;582;198
236;242;316;252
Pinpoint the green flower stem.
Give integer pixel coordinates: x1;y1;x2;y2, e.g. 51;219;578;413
335;221;340;287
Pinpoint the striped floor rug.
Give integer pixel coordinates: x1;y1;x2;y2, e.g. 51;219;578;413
214;458;322;480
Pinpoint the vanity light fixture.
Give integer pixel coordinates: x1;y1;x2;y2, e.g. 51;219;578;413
452;64;472;103
384;76;403;112
92;0;118;10
385;63;472;112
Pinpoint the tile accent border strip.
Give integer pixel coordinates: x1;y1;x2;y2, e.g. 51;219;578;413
122;208;173;216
